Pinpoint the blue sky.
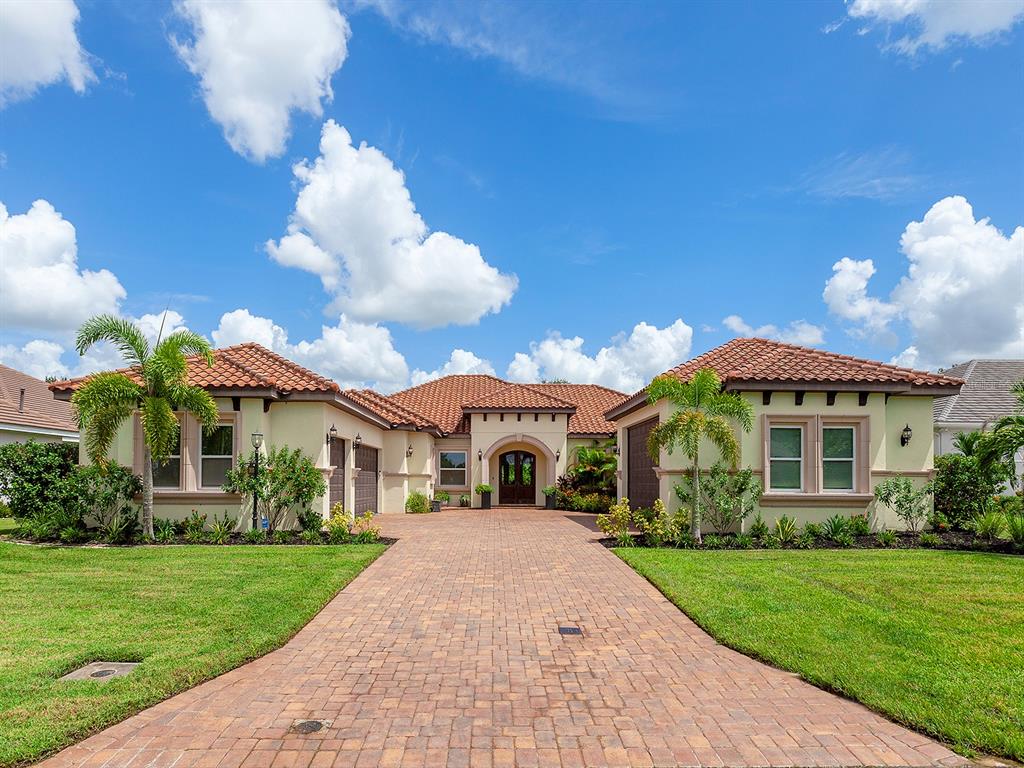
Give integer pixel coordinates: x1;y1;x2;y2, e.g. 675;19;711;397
1;0;1022;392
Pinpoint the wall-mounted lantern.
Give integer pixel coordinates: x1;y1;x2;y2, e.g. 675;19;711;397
406;444;414;457
326;424;338;445
477;449;483;461
555;449;561;461
900;423;913;447
354;433;362;449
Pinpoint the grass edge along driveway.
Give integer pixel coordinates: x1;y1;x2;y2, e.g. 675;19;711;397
617;548;1024;762
0;542;386;768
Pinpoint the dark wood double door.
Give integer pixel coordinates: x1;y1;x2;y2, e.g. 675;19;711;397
498;450;537;505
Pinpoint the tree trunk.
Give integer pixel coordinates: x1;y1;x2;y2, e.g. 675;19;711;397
142;445;154;539
691;448;702;544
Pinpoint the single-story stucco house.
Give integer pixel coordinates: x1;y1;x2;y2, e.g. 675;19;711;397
933;359;1024;484
48;342;624;522
605;338;963;530
0;363;78;446
49;337;964;530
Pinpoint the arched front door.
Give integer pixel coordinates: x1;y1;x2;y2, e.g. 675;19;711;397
498;450;536;505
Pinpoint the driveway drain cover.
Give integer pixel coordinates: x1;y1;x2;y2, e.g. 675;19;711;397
290;719;331;734
558;625;583;636
60;662;139;683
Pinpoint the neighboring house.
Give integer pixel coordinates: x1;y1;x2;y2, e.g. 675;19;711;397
49;343;624;523
604;338;963;530
0;363;78;446
933;359;1024;484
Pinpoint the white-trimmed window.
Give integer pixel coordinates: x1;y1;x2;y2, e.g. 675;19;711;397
822;426;855;491
768;426;803;491
153;429;182;489
439;451;467;486
201;424;234;488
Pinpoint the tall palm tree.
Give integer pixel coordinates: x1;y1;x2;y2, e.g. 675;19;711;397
646;367;754;543
72;314;218;538
979;380;1024;490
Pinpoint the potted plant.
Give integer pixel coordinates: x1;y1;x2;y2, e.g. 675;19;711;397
475;483;493;510
459;493;470;507
432;490;449;514
542;485;557;510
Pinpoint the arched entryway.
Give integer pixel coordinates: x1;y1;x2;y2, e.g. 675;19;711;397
498;450;536;505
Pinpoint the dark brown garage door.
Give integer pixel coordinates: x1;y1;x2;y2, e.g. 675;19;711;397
354;445;378;516
328;438;345;512
627;418;659;510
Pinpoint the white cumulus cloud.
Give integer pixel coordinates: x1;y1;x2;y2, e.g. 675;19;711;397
506;319;694;393
410;349;495;386
0;200;126;335
0;0;95;106
171;0;350;162
722;315;826;346
0;339;69;380
824;196;1024;369
268;120;517;328
845;0;1024;55
212;308;409;391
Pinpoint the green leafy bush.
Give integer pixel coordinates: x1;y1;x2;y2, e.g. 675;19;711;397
459;494;470;507
568;492;614;513
802;522;823;539
474;483;493;495
822;514;849;541
748;513;770;541
300;528;323;544
0;441;81;539
243;528;267;544
207;513;234;544
849;515;871;536
732;533;755;549
597;497;634;546
876;529;898;547
405;491;430;514
297;508;323;532
154;518;177;543
272;529;292;545
101;509;139;544
182;510;207;544
633;499;685;548
831;532;854;548
972;509;1006;541
702;534;726;550
673;463;762;534
223;446;326;532
352;510;380;543
542;485;557;497
774;515;797;544
933;454;999;530
1005;511;1024;547
433;490;450;503
874;477;932;533
919;531;941;548
793;532;815;549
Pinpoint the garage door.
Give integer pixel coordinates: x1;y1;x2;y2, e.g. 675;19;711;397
627;418;659;510
354;445;379;516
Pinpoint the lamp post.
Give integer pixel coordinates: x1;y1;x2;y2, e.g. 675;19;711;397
251;432;264;530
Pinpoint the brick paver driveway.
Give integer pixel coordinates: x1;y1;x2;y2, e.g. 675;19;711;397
42;509;965;768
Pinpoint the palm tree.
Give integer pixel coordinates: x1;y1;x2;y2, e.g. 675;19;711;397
569;444;618;493
72;314;218;538
646;367;754;543
979;380;1024;490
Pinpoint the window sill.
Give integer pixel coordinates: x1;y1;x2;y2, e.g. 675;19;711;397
759;492;873;507
138;491;243;504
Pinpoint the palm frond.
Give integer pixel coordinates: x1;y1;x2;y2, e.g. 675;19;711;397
707;390;754;431
704;414;741;466
647;375;685;407
139;396;180;463
76;314;150;366
71;372;142;463
688;368;723;407
169;384;219;433
156;329;215;368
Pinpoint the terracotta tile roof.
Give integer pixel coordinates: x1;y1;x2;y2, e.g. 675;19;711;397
0;364;78;434
462;383;576;411
531;383;626;435
343;388;438;430
387;375;626;435
49;343;340;396
607;338;964;419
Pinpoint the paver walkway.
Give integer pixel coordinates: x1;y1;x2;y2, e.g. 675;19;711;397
41;509;965;768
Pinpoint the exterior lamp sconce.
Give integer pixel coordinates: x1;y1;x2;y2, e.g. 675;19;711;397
353;433;362;449
477;449;483;461
612;444;620;456
406;444;414;458
326;424;338;445
900;424;913;447
555;449;561;461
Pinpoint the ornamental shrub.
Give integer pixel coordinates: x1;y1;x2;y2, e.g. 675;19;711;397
0;441;81;538
569;492;613;513
673;463;761;534
352;510;381;543
597;497;633;546
223;446;326;532
932;454;998;530
405;491;429;514
78;462;142;531
874;477;932;533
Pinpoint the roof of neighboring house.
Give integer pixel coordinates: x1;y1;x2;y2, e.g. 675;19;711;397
933;359;1024;425
606;337;964;420
49;343;341;397
387;375;627;435
0;364;78;436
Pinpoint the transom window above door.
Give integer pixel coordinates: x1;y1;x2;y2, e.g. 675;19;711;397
439;451;467;486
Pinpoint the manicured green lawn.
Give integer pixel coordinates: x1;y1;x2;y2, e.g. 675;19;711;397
0;542;385;768
0;518;16;533
617;548;1024;761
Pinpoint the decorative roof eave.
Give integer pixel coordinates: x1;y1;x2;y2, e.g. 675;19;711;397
462;405;576;414
568;431;616;438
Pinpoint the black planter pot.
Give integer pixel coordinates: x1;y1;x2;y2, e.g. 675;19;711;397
480;491;491;509
430;500;442;514
544;495;556;510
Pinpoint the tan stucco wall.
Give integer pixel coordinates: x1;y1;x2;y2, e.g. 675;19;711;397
614;391;939;530
469;412;571;506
